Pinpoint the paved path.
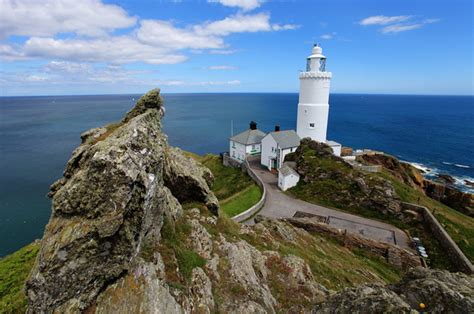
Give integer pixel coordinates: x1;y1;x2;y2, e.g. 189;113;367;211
246;158;412;250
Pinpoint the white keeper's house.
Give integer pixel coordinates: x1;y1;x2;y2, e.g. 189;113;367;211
229;121;266;163
261;127;300;170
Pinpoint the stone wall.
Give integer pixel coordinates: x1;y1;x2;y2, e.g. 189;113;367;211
222;153;243;169
285;216;421;271
231;156;266;222
402;202;473;274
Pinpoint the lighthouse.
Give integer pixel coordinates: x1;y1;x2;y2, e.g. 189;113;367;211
296;44;332;143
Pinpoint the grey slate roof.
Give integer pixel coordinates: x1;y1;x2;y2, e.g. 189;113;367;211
230;129;266;145
279;165;299;177
270;130;300;149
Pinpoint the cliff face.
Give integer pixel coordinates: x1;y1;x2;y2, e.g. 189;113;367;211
26;89;219;312
359;154;474;217
25;89;473;313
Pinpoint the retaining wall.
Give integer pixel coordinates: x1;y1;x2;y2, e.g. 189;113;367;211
402;202;473;274
231;156;267;223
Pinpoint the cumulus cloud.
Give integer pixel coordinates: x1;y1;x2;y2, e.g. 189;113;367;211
2;11;297;64
0;0;137;38
207;65;238;70
19;36;187;64
208;0;263;11
359;15;412;26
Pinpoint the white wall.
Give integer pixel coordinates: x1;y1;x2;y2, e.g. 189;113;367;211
329;144;341;157
229;140;246;163
278;172;300;191
261;135;277;170
296;71;331;143
245;143;261;155
279;147;297;169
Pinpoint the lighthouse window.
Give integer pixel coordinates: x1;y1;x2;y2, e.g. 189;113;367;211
309;123;315;128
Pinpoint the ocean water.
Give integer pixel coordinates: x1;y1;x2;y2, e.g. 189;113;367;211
0;93;473;256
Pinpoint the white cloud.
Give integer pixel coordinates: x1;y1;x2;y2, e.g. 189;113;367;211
359;15;412;26
208;0;263;11
320;32;336;40
0;0;136;38
207;65;238;70
381;18;440;34
210;49;238;55
359;15;440;34
20;36;187;64
196;13;273;36
137;20;223;50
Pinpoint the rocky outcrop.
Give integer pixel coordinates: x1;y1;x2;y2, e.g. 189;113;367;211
359;153;474;217
424;180;474;217
26;89;218;312
359;154;425;191
315;267;474;313
293;139;402;215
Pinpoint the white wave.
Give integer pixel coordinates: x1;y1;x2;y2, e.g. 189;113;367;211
454;164;470;169
442;161;453;165
407;162;434;174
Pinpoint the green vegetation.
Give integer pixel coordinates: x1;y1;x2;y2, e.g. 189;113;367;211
0;242;39;313
159;217;206;285
289;141;473;268
86;121;122;145
220;185;262;217
188;154;262;217
379;170;474;263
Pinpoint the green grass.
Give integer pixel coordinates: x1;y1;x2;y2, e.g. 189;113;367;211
159;217;206;284
188;154;262;217
0;242;40;313
378;170;474;263
220;185;262;217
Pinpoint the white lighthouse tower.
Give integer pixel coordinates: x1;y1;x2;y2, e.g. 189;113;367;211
296;44;332;143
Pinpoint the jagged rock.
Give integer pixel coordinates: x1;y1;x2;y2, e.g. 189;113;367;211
80;127;107;144
164;147;219;215
190;267;214;313
390;267;474;313
360;154;425;191
282;255;328;303
218;236;277;312
313;284;414;313
26;89;218;312
189;219;213;259
314;268;474;313
424;180;474;217
437;173;456;184
94;262;184;313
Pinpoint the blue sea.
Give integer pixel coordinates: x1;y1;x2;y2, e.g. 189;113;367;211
0;93;473;256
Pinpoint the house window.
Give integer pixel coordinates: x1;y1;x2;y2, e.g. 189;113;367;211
309;123;315;128
232;151;235;157
252;144;256;150
232;141;236;148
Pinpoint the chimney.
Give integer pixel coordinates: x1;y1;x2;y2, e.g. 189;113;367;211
275;124;280;132
249;121;257;130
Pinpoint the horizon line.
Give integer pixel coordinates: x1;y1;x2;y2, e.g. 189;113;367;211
1;91;473;98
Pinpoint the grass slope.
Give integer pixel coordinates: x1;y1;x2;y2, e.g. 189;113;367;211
188;153;262;217
0;242;39;313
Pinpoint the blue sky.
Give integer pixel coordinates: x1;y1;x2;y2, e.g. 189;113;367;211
0;0;472;96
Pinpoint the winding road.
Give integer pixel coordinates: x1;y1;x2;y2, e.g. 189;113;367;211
246;157;412;250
